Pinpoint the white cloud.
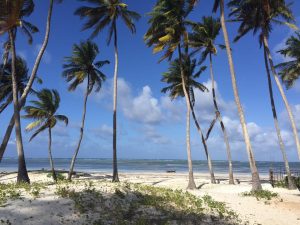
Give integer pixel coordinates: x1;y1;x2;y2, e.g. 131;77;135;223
123;86;162;124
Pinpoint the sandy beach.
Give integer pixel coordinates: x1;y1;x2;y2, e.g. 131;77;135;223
0;171;299;225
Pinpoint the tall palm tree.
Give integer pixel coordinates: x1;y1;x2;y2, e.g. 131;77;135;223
0;0;62;164
23;89;68;182
75;0;141;182
189;16;234;184
62;40;109;181
145;0;199;189
276;32;300;89
228;0;298;189
4;0;38;183
212;0;262;190
162;54;217;184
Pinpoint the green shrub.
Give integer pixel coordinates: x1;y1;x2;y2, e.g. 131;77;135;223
242;190;278;200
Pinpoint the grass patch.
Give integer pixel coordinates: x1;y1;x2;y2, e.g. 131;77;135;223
0;182;47;206
55;181;240;224
47;172;66;181
242;190;278;201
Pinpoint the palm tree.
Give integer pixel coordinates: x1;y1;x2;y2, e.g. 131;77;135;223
4;0;38;183
23;89;68;182
145;0;199;189
62;40;109;181
0;56;41;114
0;56;30;114
212;0;262;190
276;32;300;89
75;0;141;182
228;0;297;189
189;16;234;184
162;54;217;184
0;0;61;164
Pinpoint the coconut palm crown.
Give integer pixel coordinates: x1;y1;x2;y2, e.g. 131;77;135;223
228;0;296;45
23;89;68;141
62;40;109;94
161;55;207;99
276;32;300;88
189;16;224;63
144;0;195;62
74;0;141;44
0;0;38;43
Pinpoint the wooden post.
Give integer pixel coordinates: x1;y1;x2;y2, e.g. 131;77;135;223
269;169;274;188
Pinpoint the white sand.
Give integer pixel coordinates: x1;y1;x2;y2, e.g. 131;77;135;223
0;171;299;225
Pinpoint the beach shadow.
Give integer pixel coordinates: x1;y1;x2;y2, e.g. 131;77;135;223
152;179;172;185
197;182;209;189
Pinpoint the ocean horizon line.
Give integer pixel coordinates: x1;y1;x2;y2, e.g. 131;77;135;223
2;157;299;163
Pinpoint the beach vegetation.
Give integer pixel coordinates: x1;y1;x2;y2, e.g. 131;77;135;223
47;172;65;181
54;181;240;224
242;190;278;201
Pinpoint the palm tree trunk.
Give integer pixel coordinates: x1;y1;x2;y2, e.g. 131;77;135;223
0;116;14;162
178;46;197;189
9;30;30;184
112;22;119;182
189;98;216;184
67;81;89;181
48;127;57;182
209;54;234;184
219;0;261;190
263;41;296;190
0;0;54;163
262;35;300;161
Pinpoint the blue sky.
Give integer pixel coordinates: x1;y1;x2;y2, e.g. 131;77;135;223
1;0;300;161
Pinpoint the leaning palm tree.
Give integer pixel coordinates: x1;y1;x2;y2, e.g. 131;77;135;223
276;32;300;89
3;0;38;183
212;0;262;190
228;0;297;189
75;0;141;182
189;16;234;184
162;54;217;184
145;0;199;189
63;40;109;181
23;89;68;182
0;0;63;165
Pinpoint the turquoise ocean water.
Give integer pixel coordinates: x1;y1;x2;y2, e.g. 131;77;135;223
1;158;299;175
